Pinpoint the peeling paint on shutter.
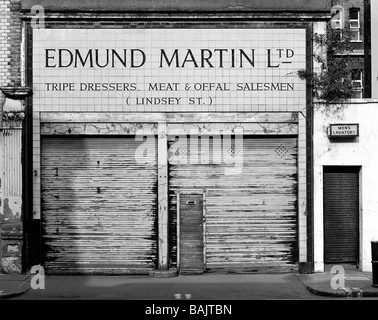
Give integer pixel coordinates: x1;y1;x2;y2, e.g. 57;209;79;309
169;136;298;272
41;136;158;274
324;166;360;264
2;130;23;220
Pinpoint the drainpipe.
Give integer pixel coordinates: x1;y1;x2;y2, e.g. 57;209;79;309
364;0;371;98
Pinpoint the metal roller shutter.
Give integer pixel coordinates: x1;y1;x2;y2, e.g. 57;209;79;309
41;136;158;274
169;136;298;272
323;166;359;264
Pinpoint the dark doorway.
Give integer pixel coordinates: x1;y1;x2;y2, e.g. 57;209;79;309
178;193;204;274
323;166;360;264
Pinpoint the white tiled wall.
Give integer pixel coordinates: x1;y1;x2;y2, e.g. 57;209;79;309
32;28;307;113
298;111;307;263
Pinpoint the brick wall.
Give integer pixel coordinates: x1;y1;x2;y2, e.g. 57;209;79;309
0;1;12;87
9;0;22;85
332;0;365;49
0;0;21;87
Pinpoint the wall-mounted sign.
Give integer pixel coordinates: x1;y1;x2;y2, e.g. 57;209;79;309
32;28;306;113
329;124;359;138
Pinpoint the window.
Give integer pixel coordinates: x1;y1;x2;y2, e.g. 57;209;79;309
349;8;361;42
351;69;363;98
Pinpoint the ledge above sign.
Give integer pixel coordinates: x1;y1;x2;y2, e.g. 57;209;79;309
328;123;359;139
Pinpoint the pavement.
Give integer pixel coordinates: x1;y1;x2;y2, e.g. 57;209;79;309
0;274;32;299
297;269;378;298
1;268;378;300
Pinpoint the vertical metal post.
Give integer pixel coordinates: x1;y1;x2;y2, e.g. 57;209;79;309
157;122;169;270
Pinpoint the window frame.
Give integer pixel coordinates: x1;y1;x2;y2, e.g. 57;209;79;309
349;8;361;42
351;69;363;99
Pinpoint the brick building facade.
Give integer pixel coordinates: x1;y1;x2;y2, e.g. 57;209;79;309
331;0;371;98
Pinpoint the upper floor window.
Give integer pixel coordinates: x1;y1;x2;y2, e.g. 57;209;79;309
351;69;363;99
349;8;361;42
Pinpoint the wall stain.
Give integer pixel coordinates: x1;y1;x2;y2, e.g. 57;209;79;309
3;198;20;219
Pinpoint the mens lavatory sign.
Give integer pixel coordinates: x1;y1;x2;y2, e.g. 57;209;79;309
32;28;306;112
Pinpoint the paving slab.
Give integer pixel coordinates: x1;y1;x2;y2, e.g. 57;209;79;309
296;270;378;298
0;274;31;299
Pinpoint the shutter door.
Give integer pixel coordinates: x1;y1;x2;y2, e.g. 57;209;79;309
41;136;158;274
169;136;298;272
324;166;359;263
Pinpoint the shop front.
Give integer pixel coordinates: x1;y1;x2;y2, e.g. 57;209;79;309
26;18;317;274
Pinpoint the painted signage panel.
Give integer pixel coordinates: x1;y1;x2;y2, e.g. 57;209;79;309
329;124;359;138
32;28;307;112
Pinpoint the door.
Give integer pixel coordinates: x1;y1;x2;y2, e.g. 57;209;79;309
178;193;204;274
323;166;360;264
41;136;158;274
169;136;298;272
